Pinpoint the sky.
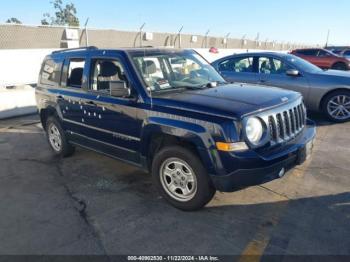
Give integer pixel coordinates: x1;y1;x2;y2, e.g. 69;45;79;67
1;0;349;46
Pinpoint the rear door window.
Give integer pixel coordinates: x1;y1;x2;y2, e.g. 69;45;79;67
219;57;254;73
40;59;62;86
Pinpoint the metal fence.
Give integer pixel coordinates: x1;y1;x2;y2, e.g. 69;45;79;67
0;23;309;50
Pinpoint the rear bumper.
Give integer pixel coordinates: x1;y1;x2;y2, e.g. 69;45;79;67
211;121;316;192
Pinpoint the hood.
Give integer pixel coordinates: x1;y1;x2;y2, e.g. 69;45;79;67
315;69;350;77
153;84;301;119
311;69;350;85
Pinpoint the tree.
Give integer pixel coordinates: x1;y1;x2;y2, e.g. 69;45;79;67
6;18;22;24
41;0;79;27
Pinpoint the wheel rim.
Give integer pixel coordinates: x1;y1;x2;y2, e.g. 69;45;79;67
160;158;197;202
48;123;62;152
327;95;350;120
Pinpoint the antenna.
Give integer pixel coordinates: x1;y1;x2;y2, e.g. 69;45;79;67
139;23;146;47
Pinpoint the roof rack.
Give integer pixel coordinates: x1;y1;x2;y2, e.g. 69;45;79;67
52;46;98;54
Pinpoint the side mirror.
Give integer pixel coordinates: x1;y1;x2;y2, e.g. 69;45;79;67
109;81;131;97
286;69;300;77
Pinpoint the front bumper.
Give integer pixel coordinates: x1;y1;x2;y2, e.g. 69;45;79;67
211;121;316;192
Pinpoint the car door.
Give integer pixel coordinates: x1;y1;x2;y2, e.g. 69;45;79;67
258;55;310;102
75;54;142;164
297;49;320;67
316;49;332;69
58;57;90;135
216;55;260;84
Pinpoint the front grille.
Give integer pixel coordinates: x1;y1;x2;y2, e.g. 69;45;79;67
267;100;306;145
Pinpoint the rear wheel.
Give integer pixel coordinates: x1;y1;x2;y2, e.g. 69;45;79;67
322;90;350;122
152;146;215;211
45;116;75;157
331;62;347;71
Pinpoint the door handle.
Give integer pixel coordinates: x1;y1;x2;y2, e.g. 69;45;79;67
260;80;266;83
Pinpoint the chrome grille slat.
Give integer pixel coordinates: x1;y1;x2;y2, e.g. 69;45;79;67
289;109;296;134
264;100;306;145
294;107;300;131
283;111;291;137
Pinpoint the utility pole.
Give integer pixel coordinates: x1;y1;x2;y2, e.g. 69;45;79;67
224;33;230;48
84;18;89;47
205;30;210;48
176;25;184;48
139;23;146;47
325;29;330;47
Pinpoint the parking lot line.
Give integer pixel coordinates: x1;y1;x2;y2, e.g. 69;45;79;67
238;158;313;261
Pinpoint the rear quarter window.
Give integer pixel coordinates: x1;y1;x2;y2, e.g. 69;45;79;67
40;59;62;86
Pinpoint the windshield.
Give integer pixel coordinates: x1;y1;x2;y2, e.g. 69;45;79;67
130;50;226;93
285;54;323;73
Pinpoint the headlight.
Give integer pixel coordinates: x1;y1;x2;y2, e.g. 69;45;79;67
245;117;263;145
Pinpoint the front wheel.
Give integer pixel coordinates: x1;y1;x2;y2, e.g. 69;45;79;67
152;146;215;211
322;90;350;122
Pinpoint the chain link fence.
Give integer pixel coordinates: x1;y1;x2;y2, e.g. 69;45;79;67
0;23;309;50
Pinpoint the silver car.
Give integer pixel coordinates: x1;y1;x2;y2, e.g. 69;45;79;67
212;52;350;122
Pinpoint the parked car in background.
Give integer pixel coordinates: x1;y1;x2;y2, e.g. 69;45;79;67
36;47;316;210
212;52;350;122
290;48;350;71
337;49;350;60
325;46;350;56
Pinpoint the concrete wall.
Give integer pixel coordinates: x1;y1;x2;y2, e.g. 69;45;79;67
0;49;59;86
0;24;306;50
0;86;36;119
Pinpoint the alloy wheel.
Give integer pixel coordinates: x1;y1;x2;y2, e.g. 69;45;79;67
160;158;197;202
327;95;350;120
48;123;62;152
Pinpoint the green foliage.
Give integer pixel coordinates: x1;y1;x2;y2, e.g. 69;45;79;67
6;18;22;24
41;0;79;27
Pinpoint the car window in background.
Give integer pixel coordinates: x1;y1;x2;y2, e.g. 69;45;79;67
297;49;318;56
317;50;330;57
259;57;272;74
343;50;350;58
258;57;291;75
272;58;292;74
219;57;253;73
285;54;323;73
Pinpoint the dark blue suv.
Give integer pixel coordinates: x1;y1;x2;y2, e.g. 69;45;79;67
36;47;316;210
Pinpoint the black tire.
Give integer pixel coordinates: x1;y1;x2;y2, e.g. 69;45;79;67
331;62;347;71
45;116;75;157
322;90;350;123
152;145;215;211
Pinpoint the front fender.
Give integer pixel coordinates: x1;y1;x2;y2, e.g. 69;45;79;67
140;116;224;175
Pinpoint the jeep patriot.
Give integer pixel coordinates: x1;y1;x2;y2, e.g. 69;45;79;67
36;47;316;210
